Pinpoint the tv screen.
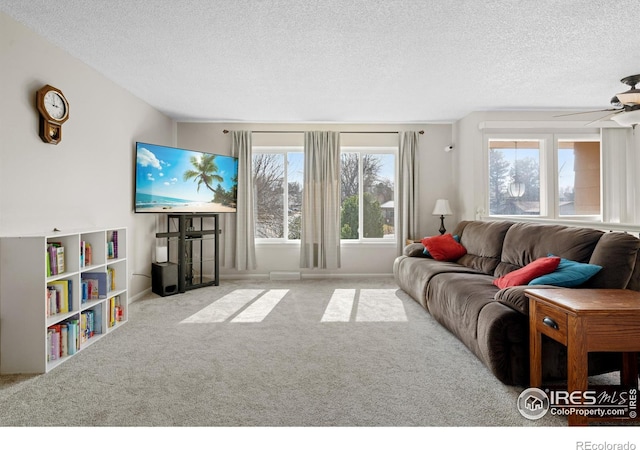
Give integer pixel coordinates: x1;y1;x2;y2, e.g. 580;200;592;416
135;142;238;213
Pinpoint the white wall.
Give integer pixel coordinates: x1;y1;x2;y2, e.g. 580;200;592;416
0;13;176;298
176;122;454;277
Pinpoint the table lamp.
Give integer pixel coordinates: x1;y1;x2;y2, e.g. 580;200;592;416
432;199;453;235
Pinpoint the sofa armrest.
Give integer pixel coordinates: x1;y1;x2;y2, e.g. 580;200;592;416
494;285;565;316
404;242;426;257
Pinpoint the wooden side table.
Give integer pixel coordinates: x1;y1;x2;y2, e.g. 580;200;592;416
525;288;640;426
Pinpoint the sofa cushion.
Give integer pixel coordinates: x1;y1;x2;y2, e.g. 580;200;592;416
494;223;603;277
423;234;467;261
493;256;560;289
628;251;640;292
393;255;484;310
494;285;561;316
456;221;514;275
529;258;602;287
426;272;498;345
584;232;640;289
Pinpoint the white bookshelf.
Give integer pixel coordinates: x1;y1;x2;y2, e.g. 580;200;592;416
0;227;127;374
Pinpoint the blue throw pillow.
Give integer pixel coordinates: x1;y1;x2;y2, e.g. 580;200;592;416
528;257;602;287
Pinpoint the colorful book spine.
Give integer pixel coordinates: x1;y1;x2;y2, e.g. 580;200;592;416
81;280;89;303
48;245;58;275
85;243;92;266
56;246;65;274
107;267;116;291
61;324;68;357
80;241;85;268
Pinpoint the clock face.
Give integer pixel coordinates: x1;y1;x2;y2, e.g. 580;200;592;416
43;90;68;121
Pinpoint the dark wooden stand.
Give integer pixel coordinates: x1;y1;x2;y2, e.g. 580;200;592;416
526;288;640;426
155;214;219;293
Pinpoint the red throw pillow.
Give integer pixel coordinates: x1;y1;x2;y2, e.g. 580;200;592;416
423;234;467;261
493;256;561;289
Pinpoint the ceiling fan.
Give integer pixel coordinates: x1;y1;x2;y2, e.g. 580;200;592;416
557;74;640;127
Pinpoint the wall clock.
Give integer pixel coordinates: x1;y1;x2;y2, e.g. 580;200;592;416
36;84;69;145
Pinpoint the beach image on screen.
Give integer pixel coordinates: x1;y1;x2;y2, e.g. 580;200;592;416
135;142;238;213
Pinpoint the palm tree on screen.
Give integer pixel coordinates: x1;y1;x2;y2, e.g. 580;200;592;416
183;154;223;195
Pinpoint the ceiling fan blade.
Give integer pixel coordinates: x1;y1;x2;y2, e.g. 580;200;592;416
583;111;621;126
553;109;618;118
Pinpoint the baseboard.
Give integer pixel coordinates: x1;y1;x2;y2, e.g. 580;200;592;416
302;272;393;279
129;287;152;303
269;271;301;281
221;272;393;280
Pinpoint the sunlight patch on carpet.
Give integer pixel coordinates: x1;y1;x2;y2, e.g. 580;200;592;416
180;289;264;323
321;289;407;322
231;289;289;322
321;289;356;322
356;289;408;322
181;288;407;324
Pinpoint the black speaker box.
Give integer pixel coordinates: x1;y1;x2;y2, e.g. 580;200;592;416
152;262;178;297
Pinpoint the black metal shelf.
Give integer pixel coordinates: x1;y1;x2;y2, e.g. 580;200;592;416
156;214;219;292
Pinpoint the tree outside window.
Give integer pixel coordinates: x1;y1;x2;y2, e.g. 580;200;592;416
340;152;395;240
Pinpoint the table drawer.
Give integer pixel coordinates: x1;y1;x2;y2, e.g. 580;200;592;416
535;301;568;344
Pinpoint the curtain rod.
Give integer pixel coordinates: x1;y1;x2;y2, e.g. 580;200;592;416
222;129;424;134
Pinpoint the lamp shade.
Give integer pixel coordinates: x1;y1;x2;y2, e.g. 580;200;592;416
611;109;640;127
432;199;453;216
615;89;640;106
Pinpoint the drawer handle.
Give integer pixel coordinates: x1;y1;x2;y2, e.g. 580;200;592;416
542;317;559;330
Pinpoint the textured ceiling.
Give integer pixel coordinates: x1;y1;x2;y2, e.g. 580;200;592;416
2;0;640;123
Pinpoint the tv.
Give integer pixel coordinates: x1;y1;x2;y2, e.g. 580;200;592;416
135;142;238;214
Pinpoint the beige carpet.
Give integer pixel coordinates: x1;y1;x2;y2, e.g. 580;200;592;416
0;277;612;428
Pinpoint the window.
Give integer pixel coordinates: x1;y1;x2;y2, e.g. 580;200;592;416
486;134;601;220
252;148;303;240
340;149;396;240
488;140;542;215
253;146;397;242
557;139;601;217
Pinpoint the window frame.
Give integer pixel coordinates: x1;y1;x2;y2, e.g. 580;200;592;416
252;145;398;245
340;146;398;244
252;146;303;244
484;132;602;221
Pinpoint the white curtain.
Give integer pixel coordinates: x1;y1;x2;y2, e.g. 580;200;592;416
222;130;256;270
601;127;639;224
300;131;341;269
396;131;419;255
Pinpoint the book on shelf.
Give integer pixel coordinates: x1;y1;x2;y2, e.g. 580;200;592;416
85;243;92;266
48;318;82;361
80;309;101;341
108;230;119;259
81;272;107;299
108;296;124;327
56;246;65;273
47;279;72;315
46;242;65;276
107;267;116;292
61;324;68;357
80;240;86;268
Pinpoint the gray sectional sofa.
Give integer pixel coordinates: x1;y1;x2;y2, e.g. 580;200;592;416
393;220;640;386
